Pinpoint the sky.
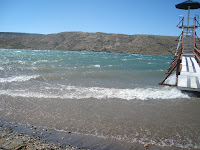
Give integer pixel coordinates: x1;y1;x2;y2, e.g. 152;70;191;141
1;0;200;36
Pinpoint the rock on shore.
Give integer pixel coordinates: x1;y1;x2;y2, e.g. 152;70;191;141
0;125;85;150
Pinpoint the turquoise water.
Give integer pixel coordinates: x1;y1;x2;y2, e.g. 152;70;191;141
0;49;184;99
0;49;200;149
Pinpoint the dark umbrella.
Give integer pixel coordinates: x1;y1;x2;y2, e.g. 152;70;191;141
175;0;200;26
175;0;200;10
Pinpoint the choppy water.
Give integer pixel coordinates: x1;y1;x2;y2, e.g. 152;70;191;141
0;49;200;149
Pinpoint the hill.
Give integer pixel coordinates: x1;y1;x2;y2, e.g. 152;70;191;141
0;32;178;56
0;32;43;39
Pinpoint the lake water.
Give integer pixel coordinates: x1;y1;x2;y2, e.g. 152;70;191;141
0;49;199;149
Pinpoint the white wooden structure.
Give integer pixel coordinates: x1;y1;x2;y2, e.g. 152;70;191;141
159;0;200;92
178;56;200;91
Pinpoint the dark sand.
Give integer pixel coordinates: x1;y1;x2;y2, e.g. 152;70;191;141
0;123;84;150
0;121;190;150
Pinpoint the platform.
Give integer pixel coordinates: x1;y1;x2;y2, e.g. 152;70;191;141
177;56;200;91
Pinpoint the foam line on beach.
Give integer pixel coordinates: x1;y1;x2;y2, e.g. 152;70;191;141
0;75;39;83
0;86;189;100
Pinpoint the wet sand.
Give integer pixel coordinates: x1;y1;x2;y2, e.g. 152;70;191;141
1;94;200;149
0;121;190;150
0;123;85;150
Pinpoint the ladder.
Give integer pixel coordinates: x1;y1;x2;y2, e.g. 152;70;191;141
183;27;195;56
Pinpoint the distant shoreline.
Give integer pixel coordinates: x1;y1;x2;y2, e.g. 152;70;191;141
0;32;178;56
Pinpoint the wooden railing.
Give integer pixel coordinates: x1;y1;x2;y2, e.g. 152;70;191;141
194;47;200;66
176;17;184;28
159;18;184;86
159;16;200;86
194;17;200;66
159;52;182;86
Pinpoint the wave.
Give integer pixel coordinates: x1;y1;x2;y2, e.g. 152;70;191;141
164;73;176;85
81;64;101;69
0;75;39;83
0;86;189;100
60;86;189;100
93;64;101;68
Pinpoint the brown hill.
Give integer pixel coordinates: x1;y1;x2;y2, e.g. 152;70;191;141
0;32;178;56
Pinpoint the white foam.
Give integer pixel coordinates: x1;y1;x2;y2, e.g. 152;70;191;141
93;65;100;68
15;50;22;53
0;90;55;99
33;60;48;64
122;59;127;61
17;60;26;64
0;86;189;100
148;62;153;64
0;75;39;83
75;86;188;100
164;73;177;85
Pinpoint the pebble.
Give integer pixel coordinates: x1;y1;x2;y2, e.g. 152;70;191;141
144;144;149;148
0;124;92;150
43;129;48;132
0;125;82;150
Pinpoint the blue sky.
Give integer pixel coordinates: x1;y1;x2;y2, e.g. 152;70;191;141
1;0;200;36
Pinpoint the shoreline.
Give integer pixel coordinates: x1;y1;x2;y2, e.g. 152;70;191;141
0;48;173;57
0;122;84;150
0;32;178;56
0;126;70;149
0;121;189;150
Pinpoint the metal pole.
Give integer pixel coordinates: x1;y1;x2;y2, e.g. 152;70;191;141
194;17;195;42
187;6;191;26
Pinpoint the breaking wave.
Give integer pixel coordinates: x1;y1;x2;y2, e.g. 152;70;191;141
0;75;39;83
0;86;189;100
